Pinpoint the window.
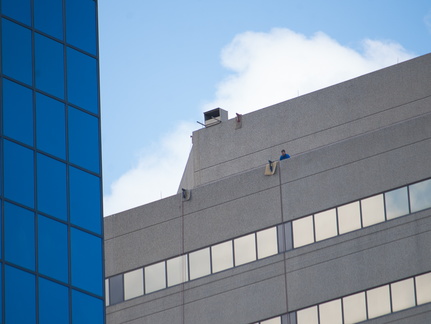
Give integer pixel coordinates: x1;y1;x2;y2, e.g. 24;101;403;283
1;19;32;84
409;179;431;213
2;79;33;145
124;269;144;300
314;209;337;241
71;228;103;296
189;248;211;280
35;33;64;98
343;292;366;324
38;215;68;282
337;201;361;234
145;261;166;294
385;187;409;220
69;167;102;234
257;227;278;259
319;299;342;324
4;202;35;270
109;274;124;305
37;154;67;221
292;215;314;248
361;194;385;227
67;48;99;114
72;290;104;324
167;255;188;287
367;285;391;319
391;278;415;312
39;278;69;323
5;266;36;324
297;306;318;324
211;241;233;273
234;233;256;266
415;273;431;305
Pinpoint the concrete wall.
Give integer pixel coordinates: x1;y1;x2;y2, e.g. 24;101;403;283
105;53;431;324
179;53;431;190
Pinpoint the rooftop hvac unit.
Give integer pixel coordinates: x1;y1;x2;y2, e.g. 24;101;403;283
203;108;228;127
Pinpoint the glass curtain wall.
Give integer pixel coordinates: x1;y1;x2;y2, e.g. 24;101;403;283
0;0;104;323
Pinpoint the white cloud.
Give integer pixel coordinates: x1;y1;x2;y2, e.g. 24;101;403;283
202;28;415;115
103;122;195;216
104;28;415;215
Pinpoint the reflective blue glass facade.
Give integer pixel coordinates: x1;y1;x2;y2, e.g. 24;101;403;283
0;0;104;323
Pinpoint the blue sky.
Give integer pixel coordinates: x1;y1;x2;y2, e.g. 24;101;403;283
98;0;431;215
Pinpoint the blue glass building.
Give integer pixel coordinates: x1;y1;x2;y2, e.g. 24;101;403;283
0;0;105;323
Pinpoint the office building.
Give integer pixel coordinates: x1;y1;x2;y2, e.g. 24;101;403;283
105;53;431;323
1;0;104;323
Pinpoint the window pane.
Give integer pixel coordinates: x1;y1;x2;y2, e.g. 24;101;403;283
319;299;342;324
36;93;66;159
72;290;104;324
37;154;67;221
124;268;144;300
5;202;35;270
71;228;103;296
69;167;102;234
167;255;188;287
189;248;211;280
314;209;337;241
5;266;36;324
385;187;409;220
234;233;256;266
391;278;415;312
1;19;32;84
409;179;431;213
67;48;99;114
66;0;97;54
292;216;314;248
35;33;64;98
297;306;318;324
3;79;33;145
38;215;68;282
367;285;391;319
211;241;233;273
1;0;31;25
109;274;123;305
284;222;293;251
416;273;431;305
338;201;361;234
4;140;34;208
34;0;63;40
68;107;100;173
145;261;166;294
39;278;69;324
257;227;278;259
343;292;366;324
361;194;385;227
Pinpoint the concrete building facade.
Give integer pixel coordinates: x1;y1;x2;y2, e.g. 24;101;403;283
105;53;431;324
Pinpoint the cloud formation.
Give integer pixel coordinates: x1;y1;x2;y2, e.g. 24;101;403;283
104;28;415;216
202;28;414;115
103;122;195;216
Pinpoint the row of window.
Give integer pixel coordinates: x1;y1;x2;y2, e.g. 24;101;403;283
1;264;104;324
1;18;99;115
255;271;431;324
1;0;97;55
2;78;101;172
1;139;102;234
0;200;103;297
106;178;431;306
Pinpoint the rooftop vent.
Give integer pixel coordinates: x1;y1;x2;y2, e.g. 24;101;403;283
203;108;228;127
